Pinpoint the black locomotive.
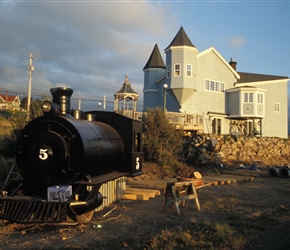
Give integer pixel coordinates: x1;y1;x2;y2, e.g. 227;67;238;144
0;87;143;224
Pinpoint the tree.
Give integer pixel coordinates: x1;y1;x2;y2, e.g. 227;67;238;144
143;108;184;166
20;96;31;110
30;99;43;120
21;95;50;122
0;96;47;157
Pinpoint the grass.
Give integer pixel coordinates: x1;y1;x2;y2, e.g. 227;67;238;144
0;110;14;118
149;223;246;250
147;181;290;250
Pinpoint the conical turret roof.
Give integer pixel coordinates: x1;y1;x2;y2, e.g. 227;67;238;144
143;44;166;70
165;26;195;50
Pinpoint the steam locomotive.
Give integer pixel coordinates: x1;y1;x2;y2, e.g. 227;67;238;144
0;87;143;224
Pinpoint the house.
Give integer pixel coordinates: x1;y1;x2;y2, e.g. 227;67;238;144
0;92;21;110
143;26;289;138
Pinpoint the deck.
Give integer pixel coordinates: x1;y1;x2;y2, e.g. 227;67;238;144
116;110;205;133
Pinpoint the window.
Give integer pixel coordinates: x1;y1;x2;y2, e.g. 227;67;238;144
249;93;253;102
257;93;263;103
204;79;224;92
215;82;219;91
210;81;215;90
166;65;170;78
274;102;280;112
186;64;192;76
205;80;210;90
174;64;181;76
244;93;253;103
220;83;225;92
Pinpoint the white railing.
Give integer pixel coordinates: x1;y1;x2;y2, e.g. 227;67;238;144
116;110;204;132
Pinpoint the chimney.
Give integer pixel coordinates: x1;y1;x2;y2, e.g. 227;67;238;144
229;58;237;70
6;91;8;101
50;87;73;115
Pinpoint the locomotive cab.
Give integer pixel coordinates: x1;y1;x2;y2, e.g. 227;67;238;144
0;87;143;224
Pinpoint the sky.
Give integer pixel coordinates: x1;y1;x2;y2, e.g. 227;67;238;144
0;0;290;111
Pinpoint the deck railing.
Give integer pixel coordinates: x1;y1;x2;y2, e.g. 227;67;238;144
116;110;204;132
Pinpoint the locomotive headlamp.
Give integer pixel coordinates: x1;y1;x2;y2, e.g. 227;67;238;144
42;101;52;114
41;101;60;115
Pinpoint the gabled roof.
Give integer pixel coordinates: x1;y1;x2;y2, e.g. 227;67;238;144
237;72;289;83
0;94;18;102
197;47;240;79
165;26;195;50
143;44;165;70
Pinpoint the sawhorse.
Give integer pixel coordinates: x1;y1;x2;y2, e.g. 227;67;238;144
161;181;201;215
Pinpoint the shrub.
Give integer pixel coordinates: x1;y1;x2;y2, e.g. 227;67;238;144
143;108;183;167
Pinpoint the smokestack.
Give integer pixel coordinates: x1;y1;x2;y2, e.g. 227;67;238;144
229;58;237;71
50;87;73;115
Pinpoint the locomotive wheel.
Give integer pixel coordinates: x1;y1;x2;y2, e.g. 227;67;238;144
75;210;94;224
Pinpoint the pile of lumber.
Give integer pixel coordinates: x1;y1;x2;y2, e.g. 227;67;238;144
122;187;161;201
123;173;257;201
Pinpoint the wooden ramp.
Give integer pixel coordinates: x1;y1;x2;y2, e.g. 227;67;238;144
124;173;255;200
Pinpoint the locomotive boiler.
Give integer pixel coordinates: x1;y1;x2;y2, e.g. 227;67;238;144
0;87;143;224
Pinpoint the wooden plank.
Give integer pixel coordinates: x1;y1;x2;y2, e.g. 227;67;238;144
203;174;254;185
126;187;161;196
127;181;167;190
125;190;155;198
126;174;255;191
222;169;269;177
122;193;150;201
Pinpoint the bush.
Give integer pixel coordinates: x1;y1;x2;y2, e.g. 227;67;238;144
143;108;183;167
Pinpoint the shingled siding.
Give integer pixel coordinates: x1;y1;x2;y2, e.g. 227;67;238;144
185;134;290;167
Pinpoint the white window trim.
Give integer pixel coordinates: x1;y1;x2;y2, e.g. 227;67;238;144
174;64;181;77
257;93;264;104
244;92;254;103
186;64;192;77
204;79;225;92
205;80;209;90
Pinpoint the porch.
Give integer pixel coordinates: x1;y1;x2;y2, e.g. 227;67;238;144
115;110;204;133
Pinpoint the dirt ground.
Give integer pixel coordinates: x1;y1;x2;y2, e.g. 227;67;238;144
1;165;290;250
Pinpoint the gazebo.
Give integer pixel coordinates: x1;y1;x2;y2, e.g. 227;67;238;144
114;74;139;118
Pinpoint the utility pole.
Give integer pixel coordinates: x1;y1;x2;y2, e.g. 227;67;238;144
26;53;34;122
104;95;106;110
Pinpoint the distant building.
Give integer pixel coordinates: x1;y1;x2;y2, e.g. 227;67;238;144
0;92;21;110
143;26;289;138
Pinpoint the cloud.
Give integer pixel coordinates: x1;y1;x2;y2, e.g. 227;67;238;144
0;1;175;110
228;36;247;50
